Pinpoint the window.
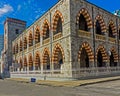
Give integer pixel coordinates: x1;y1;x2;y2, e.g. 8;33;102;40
79;14;88;31
96;20;102;35
15;29;19;34
109;25;114;37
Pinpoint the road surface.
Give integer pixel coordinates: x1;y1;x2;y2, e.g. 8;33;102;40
0;79;120;96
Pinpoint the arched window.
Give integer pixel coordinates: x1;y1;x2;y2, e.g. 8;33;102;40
24;37;27;49
79;14;88;31
119;29;120;40
80;48;89;68
43;49;50;70
20;40;22;51
54;16;63;35
16;43;18;53
13;46;15;54
29;33;33;47
29;55;33;71
43;23;49;40
96;20;102;35
35;53;41;70
35;29;40;44
24;56;27;71
109;25;113;37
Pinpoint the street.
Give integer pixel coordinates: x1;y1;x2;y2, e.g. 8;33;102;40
0;79;120;96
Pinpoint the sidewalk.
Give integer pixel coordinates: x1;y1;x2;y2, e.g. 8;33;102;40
8;76;120;87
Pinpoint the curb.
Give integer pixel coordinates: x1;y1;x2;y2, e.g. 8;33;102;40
7;76;120;87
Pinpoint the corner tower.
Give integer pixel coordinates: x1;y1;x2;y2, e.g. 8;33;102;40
4;17;26;70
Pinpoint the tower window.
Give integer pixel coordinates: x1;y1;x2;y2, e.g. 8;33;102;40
15;29;19;34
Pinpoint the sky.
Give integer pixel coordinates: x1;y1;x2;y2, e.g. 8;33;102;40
0;0;120;35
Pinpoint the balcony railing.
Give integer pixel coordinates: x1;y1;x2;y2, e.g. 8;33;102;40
109;37;116;43
78;30;91;38
43;38;50;44
11;67;120;77
23;49;27;53
96;34;106;41
28;46;33;51
53;32;62;40
35;43;40;48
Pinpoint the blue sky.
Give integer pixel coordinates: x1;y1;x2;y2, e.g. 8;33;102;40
0;0;119;35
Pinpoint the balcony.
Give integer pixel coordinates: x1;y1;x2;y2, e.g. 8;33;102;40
28;46;33;51
53;32;62;40
43;38;50;44
35;43;40;48
78;30;91;38
23;49;27;53
96;34;106;41
109;37;116;43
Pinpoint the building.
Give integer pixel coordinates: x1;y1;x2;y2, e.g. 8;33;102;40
0;35;4;57
3;17;26;72
10;0;120;80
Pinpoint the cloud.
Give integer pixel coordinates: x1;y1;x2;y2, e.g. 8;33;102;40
0;4;13;17
17;5;21;11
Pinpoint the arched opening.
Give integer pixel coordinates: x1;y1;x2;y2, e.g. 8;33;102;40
43;22;49;40
24;37;27;49
96;20;102;35
24;57;27;71
79;14;88;31
35;53;41;70
119;29;120;40
97;50;104;67
109;25;114;38
16;43;18;53
53;46;64;70
80;48;89;68
20;40;22;51
35;29;40;44
29;55;33;71
19;59;23;71
13;46;15;54
110;51;117;67
29;33;33;47
53;16;63;35
43;50;50;70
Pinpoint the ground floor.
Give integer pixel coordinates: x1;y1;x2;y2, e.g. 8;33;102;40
11;41;120;79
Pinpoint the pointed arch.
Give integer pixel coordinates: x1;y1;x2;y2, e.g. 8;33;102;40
28;53;33;70
24;56;27;68
24;36;27;49
52;43;65;70
35;26;40;44
13;45;15;54
19;57;23;70
95;15;106;34
15;43;18;53
78;42;94;62
28;32;33;46
42;19;50;40
110;47;118;62
96;45;108;67
35;51;41;70
52;10;64;33
108;20;116;37
76;8;92;29
19;40;22;51
42;48;50;70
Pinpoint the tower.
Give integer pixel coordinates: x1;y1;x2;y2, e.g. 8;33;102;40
3;17;26;71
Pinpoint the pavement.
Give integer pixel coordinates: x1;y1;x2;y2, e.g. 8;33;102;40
8;76;120;87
